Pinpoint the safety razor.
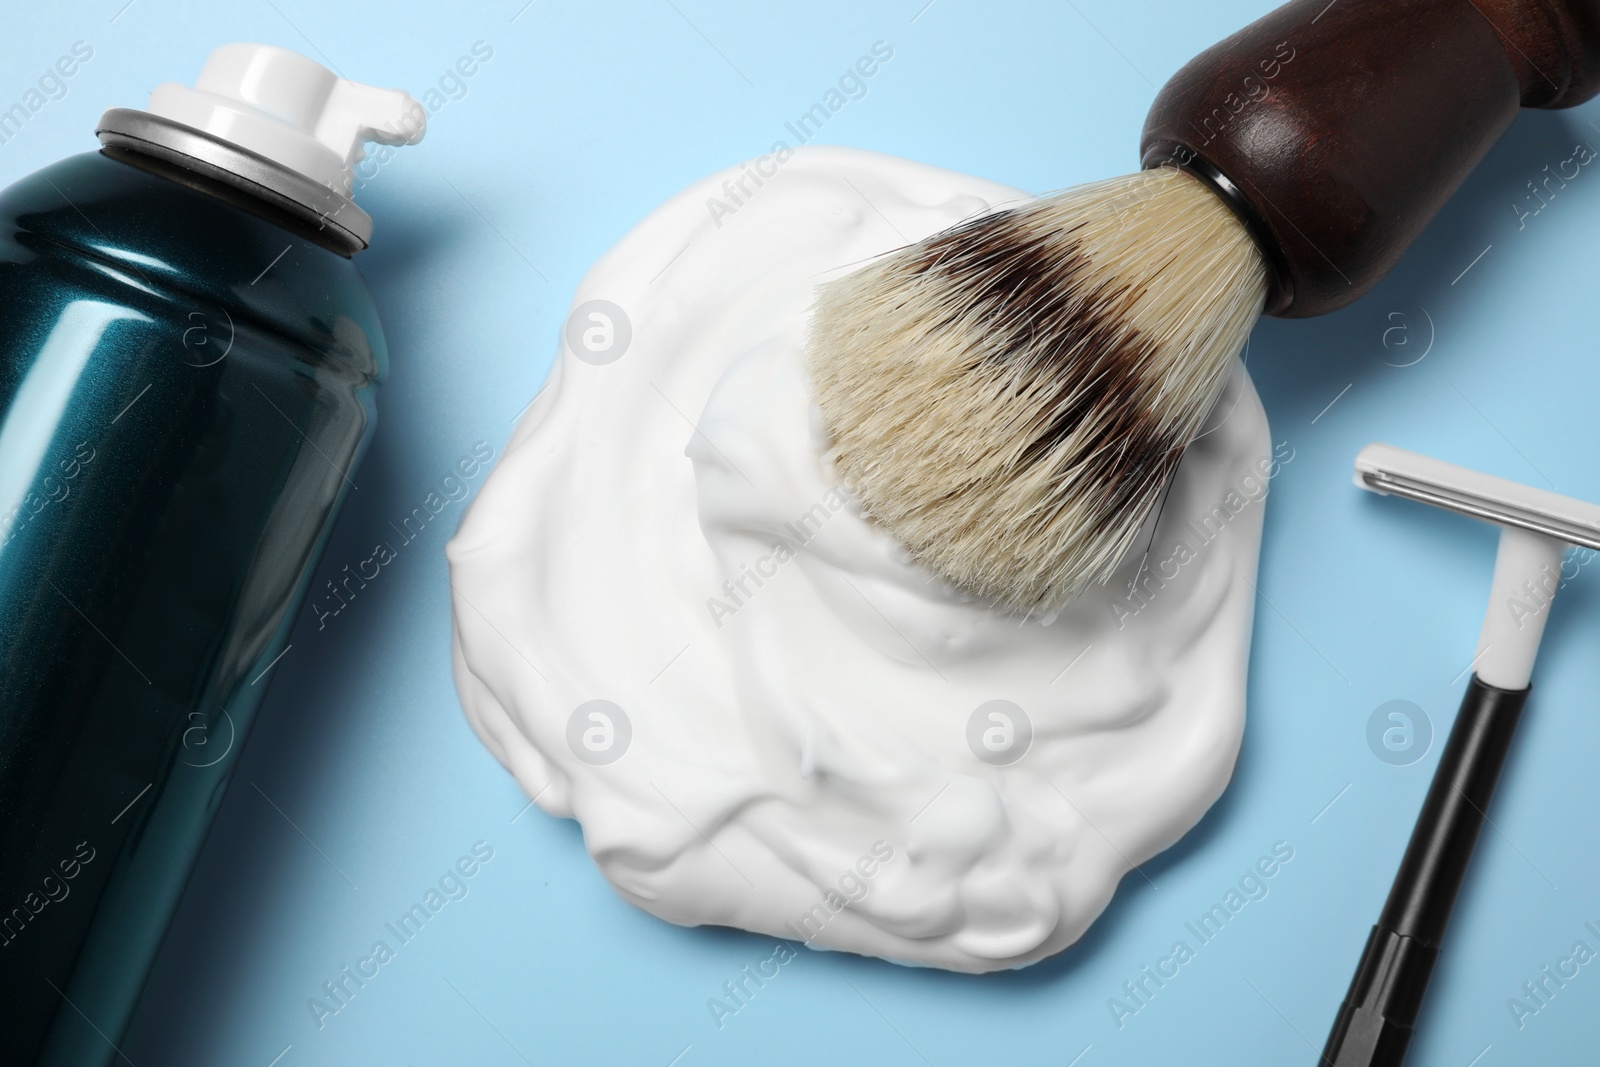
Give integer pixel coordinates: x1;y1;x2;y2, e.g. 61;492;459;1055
1320;443;1600;1066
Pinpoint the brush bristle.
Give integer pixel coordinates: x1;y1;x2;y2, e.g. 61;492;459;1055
806;167;1267;611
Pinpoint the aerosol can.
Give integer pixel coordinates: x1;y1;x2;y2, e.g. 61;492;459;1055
0;44;424;1064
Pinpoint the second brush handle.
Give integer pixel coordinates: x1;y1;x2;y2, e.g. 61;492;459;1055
1140;0;1600;317
1319;676;1529;1066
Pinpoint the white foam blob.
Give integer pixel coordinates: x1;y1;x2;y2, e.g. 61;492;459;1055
447;146;1270;972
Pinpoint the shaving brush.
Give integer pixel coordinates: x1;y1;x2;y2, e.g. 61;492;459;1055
807;0;1600;610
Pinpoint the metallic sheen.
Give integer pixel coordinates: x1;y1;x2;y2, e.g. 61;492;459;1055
0;148;385;1064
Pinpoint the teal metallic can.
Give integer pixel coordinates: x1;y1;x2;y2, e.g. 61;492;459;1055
0;45;425;1064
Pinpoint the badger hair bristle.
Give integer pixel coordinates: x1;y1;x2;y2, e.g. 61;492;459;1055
805;166;1267;611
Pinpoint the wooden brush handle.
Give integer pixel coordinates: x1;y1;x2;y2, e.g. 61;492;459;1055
1140;0;1600;317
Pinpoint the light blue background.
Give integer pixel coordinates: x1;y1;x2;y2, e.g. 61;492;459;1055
7;1;1600;1064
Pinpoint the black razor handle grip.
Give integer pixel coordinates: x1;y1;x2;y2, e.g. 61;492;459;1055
1320;675;1529;1066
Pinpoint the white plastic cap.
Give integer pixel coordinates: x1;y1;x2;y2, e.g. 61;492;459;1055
144;43;425;198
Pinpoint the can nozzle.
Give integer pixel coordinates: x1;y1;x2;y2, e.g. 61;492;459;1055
144;43;425;198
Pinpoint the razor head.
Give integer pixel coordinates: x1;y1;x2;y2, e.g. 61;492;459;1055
1355;443;1600;550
